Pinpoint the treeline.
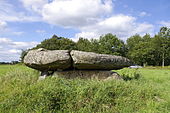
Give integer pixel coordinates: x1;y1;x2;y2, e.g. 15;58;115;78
34;34;127;56
0;61;19;65
21;27;170;66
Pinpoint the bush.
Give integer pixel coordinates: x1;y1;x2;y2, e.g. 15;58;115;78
116;68;141;81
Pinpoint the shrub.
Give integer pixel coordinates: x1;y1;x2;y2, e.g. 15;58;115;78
115;68;141;81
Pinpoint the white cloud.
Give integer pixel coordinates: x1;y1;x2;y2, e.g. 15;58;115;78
9;49;21;54
19;0;113;27
139;11;150;17
0;20;7;31
18;0;154;40
0;0;41;22
42;0;113;27
0;38;39;62
0;38;11;44
160;21;170;27
13;32;24;36
19;0;152;40
0;20;24;36
134;23;154;35
0;0;41;36
20;0;48;13
76;32;100;39
73;32;100;42
36;29;46;33
75;14;154;41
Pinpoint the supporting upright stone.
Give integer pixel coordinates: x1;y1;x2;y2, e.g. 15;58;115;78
54;70;123;80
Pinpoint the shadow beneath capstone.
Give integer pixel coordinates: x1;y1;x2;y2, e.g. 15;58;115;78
39;69;123;81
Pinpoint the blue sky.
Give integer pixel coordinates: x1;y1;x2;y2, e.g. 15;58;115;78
0;0;170;62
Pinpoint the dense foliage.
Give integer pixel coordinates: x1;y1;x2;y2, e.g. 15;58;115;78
127;27;170;66
21;27;170;66
34;35;77;50
76;34;127;56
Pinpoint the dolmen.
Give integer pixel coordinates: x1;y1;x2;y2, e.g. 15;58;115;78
24;48;132;80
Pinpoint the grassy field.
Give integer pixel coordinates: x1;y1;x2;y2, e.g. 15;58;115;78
0;64;35;76
0;64;170;113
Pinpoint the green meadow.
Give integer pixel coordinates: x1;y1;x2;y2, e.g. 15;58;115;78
0;64;170;113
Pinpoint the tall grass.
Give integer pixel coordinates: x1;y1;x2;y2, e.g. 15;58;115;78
0;64;34;76
0;65;169;113
0;65;170;113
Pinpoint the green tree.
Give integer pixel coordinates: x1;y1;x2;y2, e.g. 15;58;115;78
126;34;142;51
34;35;77;50
159;27;170;67
127;34;155;66
20;49;28;63
152;27;170;66
90;38;100;53
98;33;126;56
76;34;126;56
127;29;170;66
76;38;92;52
128;41;155;66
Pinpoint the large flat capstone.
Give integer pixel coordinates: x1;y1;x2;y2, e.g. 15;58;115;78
24;49;71;71
24;49;132;71
70;50;132;70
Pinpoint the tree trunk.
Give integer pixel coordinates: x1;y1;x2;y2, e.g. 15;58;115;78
143;62;147;67
162;53;165;67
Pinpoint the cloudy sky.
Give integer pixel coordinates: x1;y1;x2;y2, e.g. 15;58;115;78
0;0;170;62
